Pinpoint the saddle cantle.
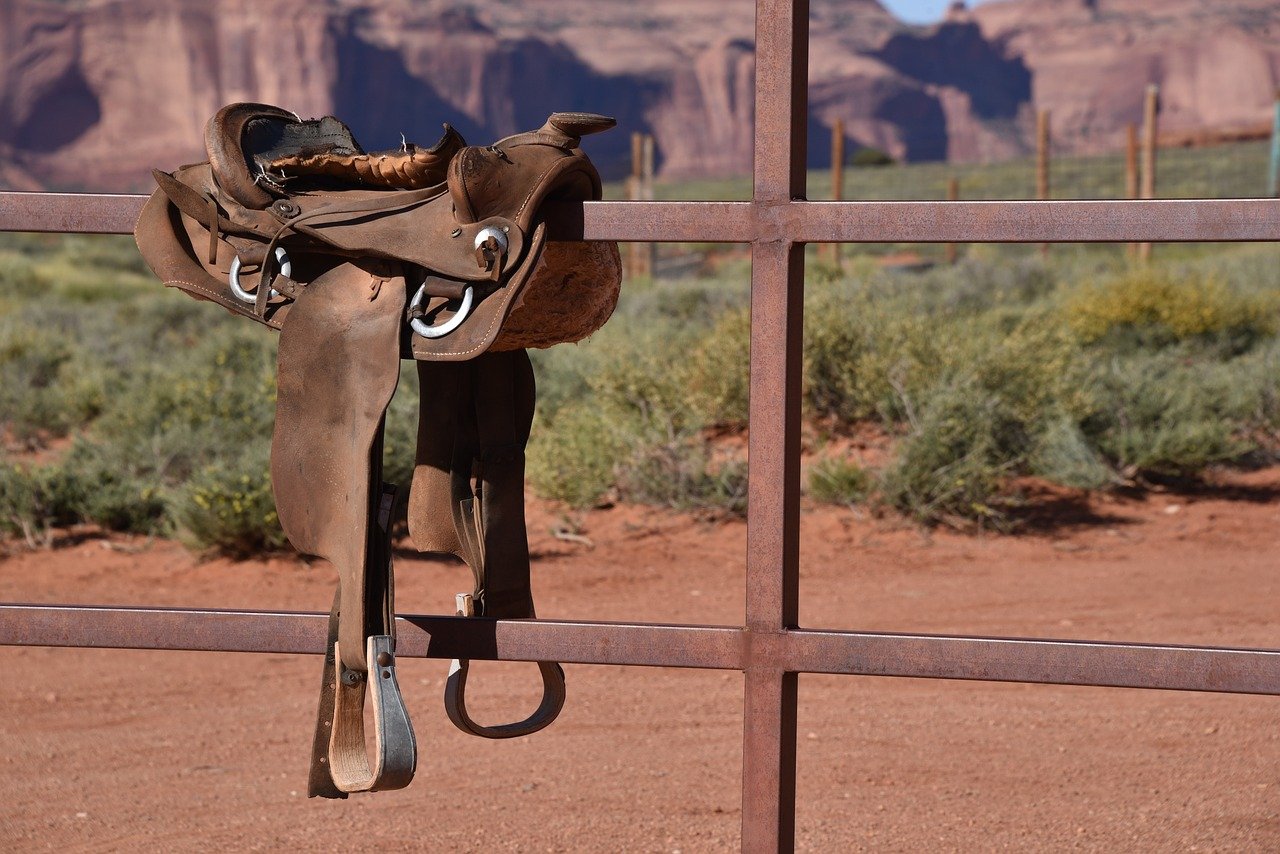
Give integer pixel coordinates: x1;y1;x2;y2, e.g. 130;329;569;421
134;103;621;798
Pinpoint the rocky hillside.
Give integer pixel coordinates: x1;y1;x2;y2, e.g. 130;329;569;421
972;0;1280;155
1;0;1278;191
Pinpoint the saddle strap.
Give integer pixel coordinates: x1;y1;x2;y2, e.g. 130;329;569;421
268;259;417;796
411;350;566;738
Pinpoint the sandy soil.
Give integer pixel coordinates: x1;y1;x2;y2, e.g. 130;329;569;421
2;471;1279;852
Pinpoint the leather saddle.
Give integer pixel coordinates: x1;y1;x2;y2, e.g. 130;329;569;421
134;103;621;797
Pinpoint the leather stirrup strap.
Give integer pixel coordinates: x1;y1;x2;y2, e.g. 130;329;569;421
270;260;416;796
307;589;346;799
412;351;566;738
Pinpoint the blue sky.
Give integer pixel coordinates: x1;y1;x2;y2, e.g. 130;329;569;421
880;0;994;25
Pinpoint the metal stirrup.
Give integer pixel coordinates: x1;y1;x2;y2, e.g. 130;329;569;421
328;635;417;792
444;593;566;739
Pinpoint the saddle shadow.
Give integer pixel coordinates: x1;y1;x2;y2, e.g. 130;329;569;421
1125;470;1280;504
401;613;501;663
1001;491;1136;536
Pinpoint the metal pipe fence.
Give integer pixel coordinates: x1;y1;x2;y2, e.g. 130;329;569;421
2;1;1279;850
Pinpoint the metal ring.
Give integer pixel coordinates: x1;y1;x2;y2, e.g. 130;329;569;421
409;282;475;339
473;225;509;254
228;246;290;304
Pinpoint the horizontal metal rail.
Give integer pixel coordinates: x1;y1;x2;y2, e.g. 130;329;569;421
3;191;1279;244
4;604;1279;695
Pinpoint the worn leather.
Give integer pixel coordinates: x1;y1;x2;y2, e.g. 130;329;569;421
133;102;622;798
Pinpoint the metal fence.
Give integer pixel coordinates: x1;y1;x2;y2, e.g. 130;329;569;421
2;1;1280;851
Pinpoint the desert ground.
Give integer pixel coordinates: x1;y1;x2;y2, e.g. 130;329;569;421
2;470;1279;852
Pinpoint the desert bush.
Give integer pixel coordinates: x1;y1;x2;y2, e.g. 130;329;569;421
616;428;747;517
808;457;871;506
803;283;949;424
1066;267;1277;351
0;320;78;439
874;316;1089;524
527;402;626;509
1028;417;1116;490
55;441;167;533
1080;350;1254;476
0;457;86;545
685;305;751;427
851;147;895;167
88;326;278;480
877;380;1022;525
172;449;286;555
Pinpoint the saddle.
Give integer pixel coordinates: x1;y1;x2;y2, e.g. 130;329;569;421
134;103;621;797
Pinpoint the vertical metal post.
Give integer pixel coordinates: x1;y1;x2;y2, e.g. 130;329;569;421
743;0;807;850
945;176;960;265
1269;91;1280;198
1139;84;1159;262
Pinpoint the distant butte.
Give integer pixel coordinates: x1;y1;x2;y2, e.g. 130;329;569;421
1;0;1278;190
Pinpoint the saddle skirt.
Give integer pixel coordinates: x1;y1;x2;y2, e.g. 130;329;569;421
134;103;621;798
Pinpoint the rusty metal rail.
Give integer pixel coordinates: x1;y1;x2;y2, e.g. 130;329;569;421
5;605;1280;695
5;192;1280;244
1;0;1279;850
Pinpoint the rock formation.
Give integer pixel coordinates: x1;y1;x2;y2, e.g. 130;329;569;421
1;0;1278;190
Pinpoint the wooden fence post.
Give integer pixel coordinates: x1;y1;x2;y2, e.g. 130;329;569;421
823;120;845;268
641;134;656;276
1126;123;1139;258
628;132;656;279
946;176;960;265
1037;109;1051;257
1139;85;1159;262
1269;90;1280;198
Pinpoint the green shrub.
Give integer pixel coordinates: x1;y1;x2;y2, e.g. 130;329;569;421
0;460;41;542
527;403;626;509
803;283;947;424
617;431;747;517
1028;417;1116;490
873;318;1089;524
685;305;751;427
1080;351;1252;476
0;457;85;545
57;442;167;533
173;450;286;555
808;457;871;506
1066;268;1277;350
851;147;895;167
877;381;1021;525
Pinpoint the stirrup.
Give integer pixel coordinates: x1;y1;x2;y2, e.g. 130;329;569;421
328;635;417;792
444;593;566;739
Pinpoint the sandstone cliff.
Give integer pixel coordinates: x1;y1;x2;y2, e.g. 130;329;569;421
972;0;1280;154
1;0;1278;191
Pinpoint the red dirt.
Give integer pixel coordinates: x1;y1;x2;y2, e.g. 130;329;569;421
3;470;1280;851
